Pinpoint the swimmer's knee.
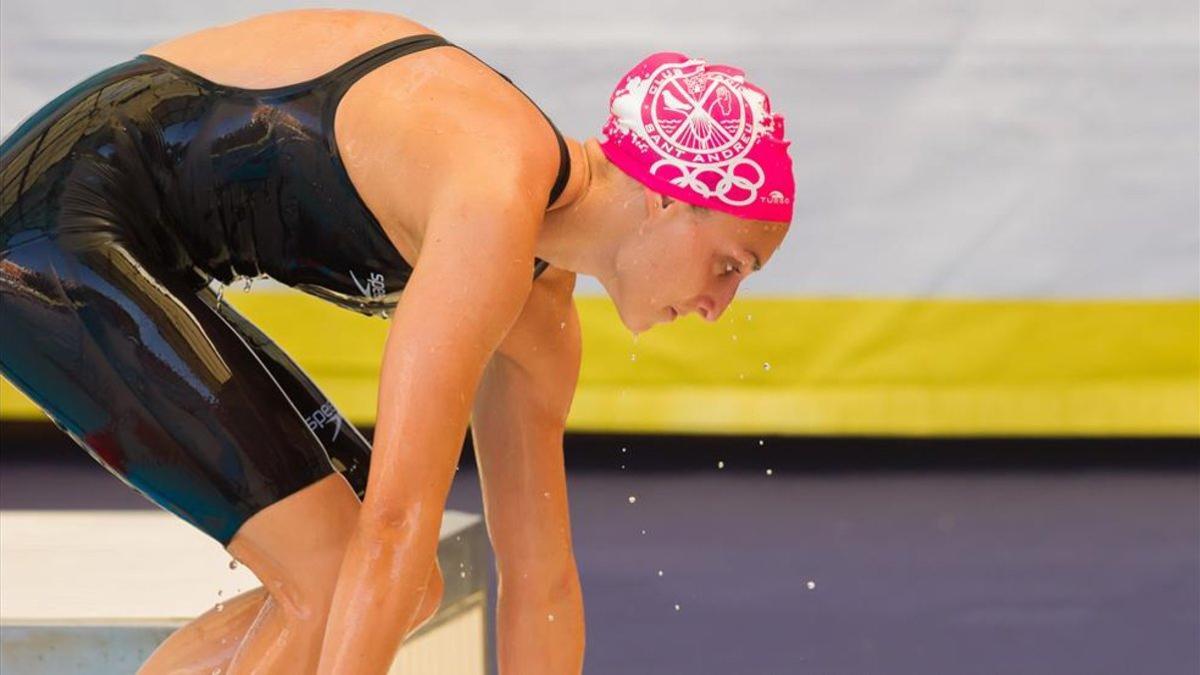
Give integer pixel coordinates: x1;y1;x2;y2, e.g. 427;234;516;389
225;473;360;613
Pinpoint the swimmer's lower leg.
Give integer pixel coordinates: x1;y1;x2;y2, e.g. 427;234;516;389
136;586;269;675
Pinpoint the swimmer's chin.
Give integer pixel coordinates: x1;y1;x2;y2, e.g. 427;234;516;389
619;309;666;336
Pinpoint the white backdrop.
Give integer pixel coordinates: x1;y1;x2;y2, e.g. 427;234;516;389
3;0;1197;299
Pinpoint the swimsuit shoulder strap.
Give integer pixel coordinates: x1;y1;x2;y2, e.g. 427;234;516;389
316;33;451;94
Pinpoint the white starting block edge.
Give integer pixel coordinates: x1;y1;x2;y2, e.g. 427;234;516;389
0;509;493;675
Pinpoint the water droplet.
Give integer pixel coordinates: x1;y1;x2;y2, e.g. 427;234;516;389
717;460;725;469
657;570;664;577
766;468;773;476
806;580;816;590
732;334;738;341
228;559;239;570
630;352;637;361
548;613;555;622
543;491;551;498
738;373;745;380
621;447;628;453
674;603;681;611
628;495;637;504
460;571;467;578
758;439;765;446
746;314;753;321
762;362;771;371
560;321;566;330
620;464;625;469
641;529;647;535
380;310;390;319
215;603;225;612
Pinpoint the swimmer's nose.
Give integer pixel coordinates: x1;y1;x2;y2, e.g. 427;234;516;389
695;296;726;322
696;283;738;322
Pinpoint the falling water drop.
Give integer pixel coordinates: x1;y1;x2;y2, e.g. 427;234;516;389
460;571;467;579
630;352;637;361
621;447;628;453
641;529;647;535
762;362;771;371
628;495;637;504
806;580;816;590
758;439;765;446
732;334;738;341
717;460;725;469
548;613;556;622
766;469;773;476
657;570;664;577
674;603;681;611
746;314;753;321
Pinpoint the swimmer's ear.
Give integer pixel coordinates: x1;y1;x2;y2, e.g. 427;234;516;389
643;185;679;214
642;184;665;215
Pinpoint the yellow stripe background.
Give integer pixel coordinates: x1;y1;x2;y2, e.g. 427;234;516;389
3;293;1197;436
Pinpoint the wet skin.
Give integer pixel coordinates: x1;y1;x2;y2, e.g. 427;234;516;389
130;7;787;675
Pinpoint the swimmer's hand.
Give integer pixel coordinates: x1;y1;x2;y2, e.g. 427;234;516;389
315;183;542;675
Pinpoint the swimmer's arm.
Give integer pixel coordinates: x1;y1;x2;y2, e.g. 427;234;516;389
316;189;540;675
471;266;585;673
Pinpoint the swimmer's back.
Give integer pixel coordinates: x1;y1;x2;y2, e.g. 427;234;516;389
142;8;567;284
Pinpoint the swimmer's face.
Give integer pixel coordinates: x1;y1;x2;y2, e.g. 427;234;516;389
607;186;789;334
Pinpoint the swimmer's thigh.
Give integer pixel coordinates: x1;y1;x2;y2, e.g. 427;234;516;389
200;292;373;499
0;232;336;546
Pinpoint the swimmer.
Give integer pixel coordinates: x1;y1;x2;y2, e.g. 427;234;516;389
0;8;792;675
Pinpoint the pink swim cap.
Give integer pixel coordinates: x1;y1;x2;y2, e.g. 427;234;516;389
599;52;794;223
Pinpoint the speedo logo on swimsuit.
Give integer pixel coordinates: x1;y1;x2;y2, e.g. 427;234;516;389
349;269;387;300
305;401;342;442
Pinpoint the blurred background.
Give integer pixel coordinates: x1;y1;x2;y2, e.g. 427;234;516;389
1;1;1197;674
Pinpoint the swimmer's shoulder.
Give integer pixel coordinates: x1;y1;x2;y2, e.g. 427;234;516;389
336;55;568;250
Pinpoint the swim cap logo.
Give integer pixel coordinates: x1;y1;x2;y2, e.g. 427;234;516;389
762;190;790;205
611;59;773;208
601;51;795;223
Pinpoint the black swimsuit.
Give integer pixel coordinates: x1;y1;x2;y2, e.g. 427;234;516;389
0;34;570;545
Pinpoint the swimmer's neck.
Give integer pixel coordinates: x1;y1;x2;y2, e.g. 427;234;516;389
536;136;630;284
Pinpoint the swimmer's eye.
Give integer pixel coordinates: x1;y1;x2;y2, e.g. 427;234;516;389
721;261;743;277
